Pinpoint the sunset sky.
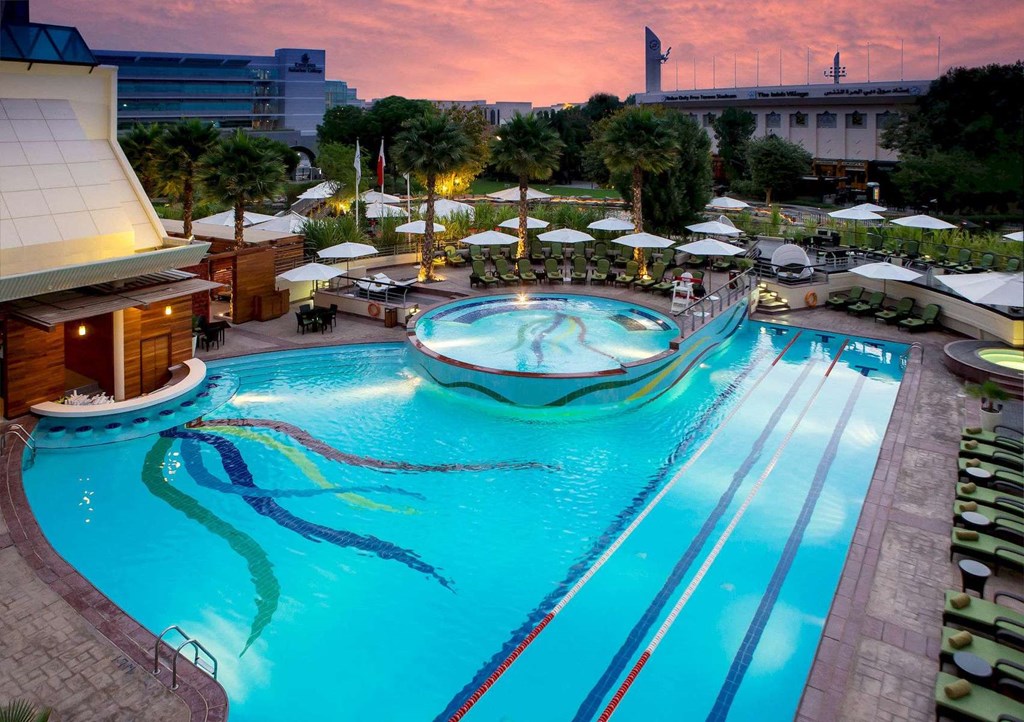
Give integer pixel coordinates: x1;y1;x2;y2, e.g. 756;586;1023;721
36;0;1024;105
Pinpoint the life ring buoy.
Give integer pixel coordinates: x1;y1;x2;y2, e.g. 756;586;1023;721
368;303;381;318
805;291;819;308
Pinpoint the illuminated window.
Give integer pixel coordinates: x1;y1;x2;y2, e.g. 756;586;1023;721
845;112;866;128
790;112;807;128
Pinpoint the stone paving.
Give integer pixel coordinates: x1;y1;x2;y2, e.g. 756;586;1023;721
2;260;1021;721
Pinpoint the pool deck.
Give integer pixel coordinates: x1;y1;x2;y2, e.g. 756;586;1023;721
2;261;1021;721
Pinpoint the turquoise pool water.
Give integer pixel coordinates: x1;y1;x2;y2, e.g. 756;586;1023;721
22;321;906;721
413;295;679;374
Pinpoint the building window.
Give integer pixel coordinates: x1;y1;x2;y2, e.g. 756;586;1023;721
702;112;717;127
816;111;837;129
686;113;698;123
790;112;807;128
876;111;899;130
765;112;781;129
846;111;866;129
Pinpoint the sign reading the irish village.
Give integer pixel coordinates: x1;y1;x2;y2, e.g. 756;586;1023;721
288;53;322;74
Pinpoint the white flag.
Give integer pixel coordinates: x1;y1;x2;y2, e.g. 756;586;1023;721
353;140;362;187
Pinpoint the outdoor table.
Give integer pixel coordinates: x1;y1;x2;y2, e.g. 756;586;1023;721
957;558;992;597
960;510;991;532
964;466;994;483
953;650;994;684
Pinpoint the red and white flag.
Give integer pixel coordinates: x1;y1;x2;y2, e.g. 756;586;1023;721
376;139;386;187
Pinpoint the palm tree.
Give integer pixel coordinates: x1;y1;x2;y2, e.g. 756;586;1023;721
119;123;164;197
394;111;473;281
199;131;287;248
597;107;679;273
491;113;564;258
157;120;221;239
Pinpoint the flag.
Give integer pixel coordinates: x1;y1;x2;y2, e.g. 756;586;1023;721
377;139;386;187
353;140;361;187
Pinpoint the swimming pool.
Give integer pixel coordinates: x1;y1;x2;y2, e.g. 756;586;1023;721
22;319;907;721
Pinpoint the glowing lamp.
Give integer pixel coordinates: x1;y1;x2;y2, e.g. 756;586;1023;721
164;305;173;316
77;324;87;337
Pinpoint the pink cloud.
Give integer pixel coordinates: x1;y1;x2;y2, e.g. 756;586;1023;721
34;0;1024;104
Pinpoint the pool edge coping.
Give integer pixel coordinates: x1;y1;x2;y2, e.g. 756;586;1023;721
0;416;230;722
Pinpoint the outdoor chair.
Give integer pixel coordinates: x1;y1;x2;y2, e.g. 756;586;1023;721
963;427;1024;454
615;260;639;287
956;482;1024;517
846;291;885;316
940;628;1024;687
635;262;666;292
653;267;685;295
954;248;976;273
874;297;915;324
685;254;706;269
590;258;611;285
592;241;609;262
960;440;1024;470
614;248;633;269
660;248;678;266
977;252;996;272
570;255;588;284
494;257;518;285
530;240;545;263
516;258;538;284
949;528;1024;574
825;286;864;310
470;260;498;288
445;245;466;266
570;242;587;264
295;310;319;335
316;304;337;330
953;501;1024;545
542;257;564;284
711;256;734;273
1005;257;1021;272
469;245;485;262
942;589;1024;637
891;239;920;263
934;672;1024;722
198;326;222;351
898;303;940;332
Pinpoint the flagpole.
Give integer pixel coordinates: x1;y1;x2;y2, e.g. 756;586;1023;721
353;139;361;231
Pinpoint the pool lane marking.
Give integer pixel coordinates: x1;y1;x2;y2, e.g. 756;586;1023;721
706;371;866;721
595;338;850;722
444;331;805;722
572;354;820;721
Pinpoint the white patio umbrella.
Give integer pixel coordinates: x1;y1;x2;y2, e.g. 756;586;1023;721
498;216;549;230
588;217;635;232
365;202;408;219
395;220;445;234
613;232;676;250
297;181;338;200
937;272;1024;307
676;238;745;256
251;212;310;234
317;241;378;272
707;196;749;210
538;228;594;243
486;186;553;202
686;220;743;236
891;214;957;230
194;210;277;227
419;199;475;220
276;262;344;283
361;190;402;204
828;208;884;222
461;230;517;246
850;261;921;296
850;202;887;213
1002;231;1023;242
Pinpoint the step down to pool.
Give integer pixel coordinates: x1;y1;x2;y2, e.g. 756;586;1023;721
757;290;791;315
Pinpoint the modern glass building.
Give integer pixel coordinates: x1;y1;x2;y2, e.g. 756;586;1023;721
93;48;330;137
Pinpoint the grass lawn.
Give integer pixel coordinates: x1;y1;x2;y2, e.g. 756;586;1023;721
468;179;622;200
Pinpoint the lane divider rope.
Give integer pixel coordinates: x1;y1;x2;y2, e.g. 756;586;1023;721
445;331;805;722
596;339;850;721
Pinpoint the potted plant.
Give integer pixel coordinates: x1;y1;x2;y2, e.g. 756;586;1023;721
965;379;1011;431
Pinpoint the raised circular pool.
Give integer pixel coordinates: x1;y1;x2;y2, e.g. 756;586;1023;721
407;294;687;407
977;347;1024;372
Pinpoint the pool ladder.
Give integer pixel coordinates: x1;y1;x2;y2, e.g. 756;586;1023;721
1;423;36;467
153;625;218;689
900;342;925;369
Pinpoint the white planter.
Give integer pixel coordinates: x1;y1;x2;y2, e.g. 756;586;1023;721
979;408;1002;432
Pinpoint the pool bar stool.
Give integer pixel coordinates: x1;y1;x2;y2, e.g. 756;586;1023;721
154;625;218;689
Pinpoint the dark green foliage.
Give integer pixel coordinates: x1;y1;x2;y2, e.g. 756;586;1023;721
711;108;756;183
252;137;300;177
0;700;51;722
882;62;1024;213
746;135;813;204
156;120;221;238
119;123;164;196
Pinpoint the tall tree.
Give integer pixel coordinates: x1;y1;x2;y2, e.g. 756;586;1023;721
252;137;300;178
581;92;623;123
156;120;221;239
317;142;371;212
435;105;492;198
317;104;365;147
711;108;756;183
883;62;1024;212
491;113;564;258
746;135;812;205
595;107;679;272
120;123;164;197
199;131;287;248
394;111;473;280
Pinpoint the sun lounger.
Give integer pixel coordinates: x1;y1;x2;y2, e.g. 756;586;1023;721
963;428;1024;454
825;286;864;310
960;441;1024;471
940;628;1024;686
898;303;941;332
590;258;611;285
874;296;915;324
950;529;1024;574
934;672;1024;721
942;590;1024;638
955;483;1024;518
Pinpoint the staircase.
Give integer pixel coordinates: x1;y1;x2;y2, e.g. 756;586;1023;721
756;284;791;315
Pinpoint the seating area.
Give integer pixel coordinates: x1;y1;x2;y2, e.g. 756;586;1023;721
294;303;337;334
195;317;230;351
937;423;1024;719
352;273;417;303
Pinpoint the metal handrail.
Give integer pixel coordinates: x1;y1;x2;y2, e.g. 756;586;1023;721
1;423;36;463
670;269;759;336
154;625;218;689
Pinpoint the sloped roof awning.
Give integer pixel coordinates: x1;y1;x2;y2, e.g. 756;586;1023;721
0;243;211;304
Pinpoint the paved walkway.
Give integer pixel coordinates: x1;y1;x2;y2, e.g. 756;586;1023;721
2;262;1020;721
